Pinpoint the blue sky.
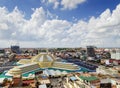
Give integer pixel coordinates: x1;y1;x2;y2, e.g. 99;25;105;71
0;0;120;48
0;0;119;21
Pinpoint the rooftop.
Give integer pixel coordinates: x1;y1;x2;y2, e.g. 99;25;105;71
79;76;99;82
31;53;54;62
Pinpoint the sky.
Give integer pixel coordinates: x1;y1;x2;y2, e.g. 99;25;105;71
0;0;120;48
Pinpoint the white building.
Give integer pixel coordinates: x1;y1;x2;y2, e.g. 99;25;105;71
96;66;119;76
111;49;120;60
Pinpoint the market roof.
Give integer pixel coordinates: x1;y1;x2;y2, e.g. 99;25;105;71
79;76;99;82
31;53;54;62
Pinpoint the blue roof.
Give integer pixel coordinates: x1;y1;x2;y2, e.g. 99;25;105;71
70;76;77;81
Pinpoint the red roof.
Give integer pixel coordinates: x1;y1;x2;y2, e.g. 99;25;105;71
109;59;120;64
15;55;32;59
22;80;35;84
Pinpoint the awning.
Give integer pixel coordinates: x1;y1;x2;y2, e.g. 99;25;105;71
39;84;47;88
70;76;78;81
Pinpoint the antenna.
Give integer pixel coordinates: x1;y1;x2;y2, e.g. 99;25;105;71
9;39;20;46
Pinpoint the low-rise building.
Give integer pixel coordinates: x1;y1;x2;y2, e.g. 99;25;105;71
96;66;120;77
78;75;100;88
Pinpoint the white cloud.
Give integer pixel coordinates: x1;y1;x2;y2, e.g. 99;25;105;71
42;0;59;9
48;0;59;9
41;0;86;10
61;0;86;10
0;4;120;47
0;23;8;30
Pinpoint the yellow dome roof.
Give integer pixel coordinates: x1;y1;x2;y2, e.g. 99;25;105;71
31;53;54;62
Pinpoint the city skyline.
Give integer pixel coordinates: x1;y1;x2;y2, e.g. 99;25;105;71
0;0;120;48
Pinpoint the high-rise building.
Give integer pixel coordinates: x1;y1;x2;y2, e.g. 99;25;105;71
111;49;120;60
0;49;5;57
110;49;120;65
11;45;20;54
87;46;95;57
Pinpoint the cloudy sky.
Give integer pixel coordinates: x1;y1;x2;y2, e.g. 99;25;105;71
0;0;120;48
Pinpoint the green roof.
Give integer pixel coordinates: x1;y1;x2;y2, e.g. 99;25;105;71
79;76;99;82
0;72;12;78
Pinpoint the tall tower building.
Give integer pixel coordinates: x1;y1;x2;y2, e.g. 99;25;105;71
11;45;20;54
10;41;21;54
110;49;120;65
87;46;95;57
111;49;120;60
